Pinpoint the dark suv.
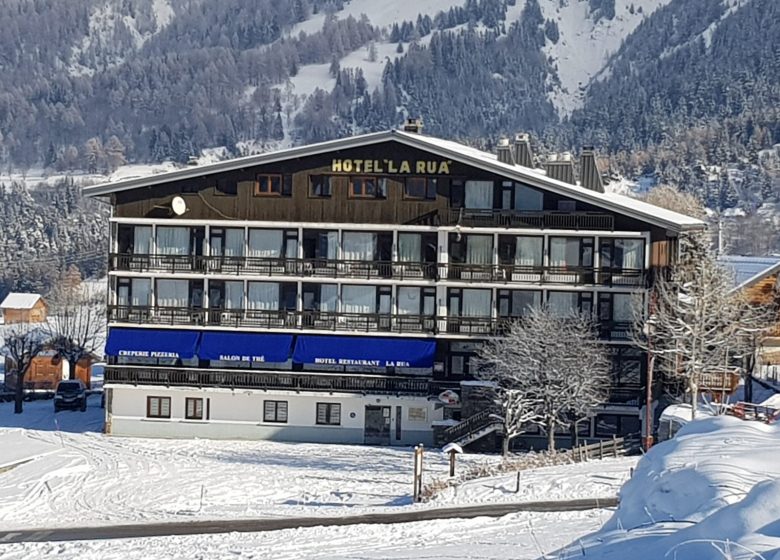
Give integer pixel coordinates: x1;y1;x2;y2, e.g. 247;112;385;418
54;380;87;412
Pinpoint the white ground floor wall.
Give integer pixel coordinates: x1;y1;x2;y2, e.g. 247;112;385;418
105;384;442;445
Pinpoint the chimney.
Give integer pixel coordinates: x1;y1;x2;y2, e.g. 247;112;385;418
496;137;515;165
544;152;576;185
402;117;424;134
513;133;534;168
579;146;605;193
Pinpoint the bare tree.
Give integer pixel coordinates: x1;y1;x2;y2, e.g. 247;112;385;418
1;323;47;414
46;283;106;381
475;307;611;452
644;184;708;220
633;235;767;418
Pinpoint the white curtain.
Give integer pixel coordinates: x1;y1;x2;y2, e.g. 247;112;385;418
247;282;280;311
462;289;491;317
225;281;244;309
156;279;188;307
225;229;245;257
515;237;543;266
397;287;420;315
133;226;152;254
398;233;421;262
547;292;578;317
613;294;633;322
549;238;579;267
514;184;543;211
617;239;643;269
156;227;189;255
248;229;282;258
465;180;493;209
320;284;338;312
130;279;151;306
466;235;493;265
342;285;376;314
326;232;338;259
342;232;376;261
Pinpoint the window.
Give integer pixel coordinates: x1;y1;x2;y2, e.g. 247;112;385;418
185;398;204;420
316;402;341;425
404;177;437;200
350;177;387;199
254;174;291;196
264;400;288;423
147;396;171;419
310;175;332;197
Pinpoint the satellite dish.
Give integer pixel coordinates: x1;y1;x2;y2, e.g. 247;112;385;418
171;196;187;216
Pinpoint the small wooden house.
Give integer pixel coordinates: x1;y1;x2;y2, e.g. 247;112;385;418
0;293;48;324
4;352;93;391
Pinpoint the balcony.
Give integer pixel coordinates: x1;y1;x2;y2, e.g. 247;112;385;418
108;305;436;334
441;264;646;287
445;209;614;230
105;365;431;395
110;253;436;280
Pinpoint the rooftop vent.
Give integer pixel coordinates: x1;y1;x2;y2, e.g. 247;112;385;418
496;137;515;165
403;118;424;134
513;133;534;168
544;153;576;185
580;147;605;193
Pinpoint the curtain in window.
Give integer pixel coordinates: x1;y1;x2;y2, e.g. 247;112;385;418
515;237;543;266
613;293;633;322
326;232;338;259
397;287;420;315
225;229;245;257
130;279;151;306
616;239;643;270
549;238;579;267
547;292;579;317
342;232;376;261
464;180;493;209
156;227;189;255
462;289;491;317
398;233;421;262
133;226;152;254
248;229;282;258
247;282;280;311
342;285;376;314
514;184;543;211
320;284;338;312
155;279;188;307
466;235;493;265
225;281;244;309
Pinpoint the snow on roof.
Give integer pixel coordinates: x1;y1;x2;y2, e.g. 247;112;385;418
84;129;707;233
719;255;780;292
0;293;43;310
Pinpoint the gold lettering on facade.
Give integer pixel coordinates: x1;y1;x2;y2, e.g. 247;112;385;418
330;158;450;175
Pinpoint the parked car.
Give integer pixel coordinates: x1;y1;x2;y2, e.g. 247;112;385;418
54;380;87;412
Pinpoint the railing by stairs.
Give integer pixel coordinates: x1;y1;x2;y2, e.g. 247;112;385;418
442;409;504;447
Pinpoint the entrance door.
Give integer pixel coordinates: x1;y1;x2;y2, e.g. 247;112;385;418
364;406;391;445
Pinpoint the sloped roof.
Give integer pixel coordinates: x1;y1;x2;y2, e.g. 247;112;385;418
0;293;43;310
83;129;706;233
720;255;780;292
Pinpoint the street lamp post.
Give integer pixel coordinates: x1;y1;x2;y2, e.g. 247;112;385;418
643;313;657;452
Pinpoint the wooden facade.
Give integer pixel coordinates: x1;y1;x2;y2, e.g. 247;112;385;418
4;353;92;391
2;298;47;324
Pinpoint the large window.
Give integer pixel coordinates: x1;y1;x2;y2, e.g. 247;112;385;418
342;232;376;261
264;400;289;423
310;175;333;197
147;396;171;419
449;288;492;317
155;279;189;308
185;398;203;420
117;278;151;307
156;226;190;255
316;403;341;425
132;226;152;254
248;229;283;259
210;228;244;257
549;237;594;268
547;291;592;317
342;285;376;314
350;177;387;199
450;234;493;265
247;282;281;311
500;181;543;211
499;236;543;267
397;287;436;316
404;177;437;200
598;292;634;323
498;290;541;318
254;174;286;196
602;238;645;270
464;180;493;209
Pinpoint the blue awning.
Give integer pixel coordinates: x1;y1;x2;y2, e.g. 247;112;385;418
199;332;293;364
293;336;435;368
105;328;200;359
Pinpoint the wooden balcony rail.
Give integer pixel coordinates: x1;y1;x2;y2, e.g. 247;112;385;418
108;306;437;334
104;365;432;395
445;209;614;230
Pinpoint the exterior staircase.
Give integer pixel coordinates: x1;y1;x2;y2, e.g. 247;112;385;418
442;409;504;448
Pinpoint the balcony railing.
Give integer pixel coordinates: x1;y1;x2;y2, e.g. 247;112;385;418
108;306;436;334
105;365;431;395
445;209;614;230
442;264;646;286
110;253;436;280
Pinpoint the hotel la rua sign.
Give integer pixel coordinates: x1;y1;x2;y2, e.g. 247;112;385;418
331;158;452;175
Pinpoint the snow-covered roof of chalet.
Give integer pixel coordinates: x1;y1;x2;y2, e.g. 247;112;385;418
0;293;43;310
84;129;706;233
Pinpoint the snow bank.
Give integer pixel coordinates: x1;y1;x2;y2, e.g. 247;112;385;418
555;416;780;558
